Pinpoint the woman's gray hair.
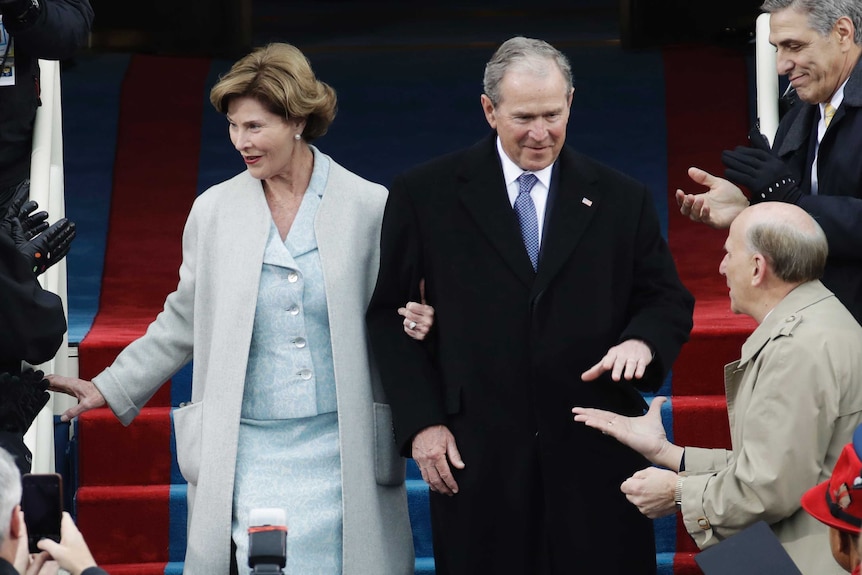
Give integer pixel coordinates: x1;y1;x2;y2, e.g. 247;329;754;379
0;448;22;546
746;214;828;283
483;36;573;106
761;0;862;44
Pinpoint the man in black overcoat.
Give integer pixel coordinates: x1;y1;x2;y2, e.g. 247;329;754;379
367;36;694;574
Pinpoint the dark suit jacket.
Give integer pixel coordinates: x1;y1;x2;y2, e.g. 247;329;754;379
773;56;862;323
367;134;694;573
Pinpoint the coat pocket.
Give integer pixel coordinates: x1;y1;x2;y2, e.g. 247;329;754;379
172;401;203;486
373;402;405;486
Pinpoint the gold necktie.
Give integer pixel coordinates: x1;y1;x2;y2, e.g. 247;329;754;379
824;103;836;128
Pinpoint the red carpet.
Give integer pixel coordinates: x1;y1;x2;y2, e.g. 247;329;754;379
74;54;211;570
662;44;756;561
663;45;757;398
77;54;210;395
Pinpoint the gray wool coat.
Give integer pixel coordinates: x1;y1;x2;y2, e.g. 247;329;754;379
91;152;415;575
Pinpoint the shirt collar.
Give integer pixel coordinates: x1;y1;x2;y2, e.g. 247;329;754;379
822;77;849;118
496;136;554;190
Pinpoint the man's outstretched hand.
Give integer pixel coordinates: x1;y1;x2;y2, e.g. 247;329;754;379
19;218;76;275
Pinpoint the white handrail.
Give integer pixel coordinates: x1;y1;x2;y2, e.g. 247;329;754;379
756;13;779;145
24;59;74;473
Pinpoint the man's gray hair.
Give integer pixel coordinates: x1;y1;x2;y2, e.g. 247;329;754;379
746;215;828;283
0;448;22;546
483;36;574;106
761;0;862;43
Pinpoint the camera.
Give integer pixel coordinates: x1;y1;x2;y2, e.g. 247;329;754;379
248;508;287;574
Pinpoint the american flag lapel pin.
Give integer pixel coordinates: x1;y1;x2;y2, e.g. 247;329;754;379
582;197;593;207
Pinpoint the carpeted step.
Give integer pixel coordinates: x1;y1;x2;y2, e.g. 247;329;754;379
671;309;756;397
74;422;725;570
74;397;730;567
77;407;175;487
672;395;731;450
75;485;174;565
658;551;702;575
75;398;732;488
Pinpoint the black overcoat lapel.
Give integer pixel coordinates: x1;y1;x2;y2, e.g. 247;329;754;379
531;147;602;300
456;138;536;288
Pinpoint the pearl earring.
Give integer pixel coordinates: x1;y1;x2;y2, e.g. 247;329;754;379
294;133;302;141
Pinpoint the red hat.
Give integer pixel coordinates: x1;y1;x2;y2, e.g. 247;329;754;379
801;428;862;535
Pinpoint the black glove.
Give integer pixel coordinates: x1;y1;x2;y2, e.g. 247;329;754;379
18;217;76;275
721;127;802;204
0;369;50;434
0;182;48;244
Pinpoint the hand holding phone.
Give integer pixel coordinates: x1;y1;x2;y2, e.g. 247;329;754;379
20;473;63;554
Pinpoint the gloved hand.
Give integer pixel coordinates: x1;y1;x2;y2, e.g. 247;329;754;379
0;182;48;244
721;127;802;204
18;217;76;275
0;369;50;434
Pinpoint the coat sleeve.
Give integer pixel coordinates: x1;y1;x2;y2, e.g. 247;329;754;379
774;101;862;263
679;335;839;548
5;0;93;59
797;195;862;262
92;202;199;425
0;231;66;365
366;174;446;456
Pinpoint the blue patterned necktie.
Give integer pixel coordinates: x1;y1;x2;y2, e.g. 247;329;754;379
514;173;540;271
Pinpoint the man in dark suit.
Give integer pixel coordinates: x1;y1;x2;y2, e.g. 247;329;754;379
367;36;694;574
676;0;862;324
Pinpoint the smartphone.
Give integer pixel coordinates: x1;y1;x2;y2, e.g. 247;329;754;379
20;473;63;553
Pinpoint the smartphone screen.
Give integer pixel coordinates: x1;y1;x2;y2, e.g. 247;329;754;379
21;473;63;553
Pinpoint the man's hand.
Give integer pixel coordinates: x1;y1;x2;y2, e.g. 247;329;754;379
675;167;748;229
572;397;682;470
621;466;679;519
0;182;48;245
18;218;76;276
45;375;106;422
23;553;59;575
11;507;58;575
1;201;49;245
581;339;653;382
15;201;50;241
35;512;99;575
721;129;801;204
412;424;465;496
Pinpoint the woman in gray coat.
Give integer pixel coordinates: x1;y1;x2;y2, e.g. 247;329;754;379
48;43;428;575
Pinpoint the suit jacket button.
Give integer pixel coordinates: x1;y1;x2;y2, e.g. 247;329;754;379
697;517;711;530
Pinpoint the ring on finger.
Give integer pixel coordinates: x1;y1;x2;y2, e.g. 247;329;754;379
408;321;417;330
